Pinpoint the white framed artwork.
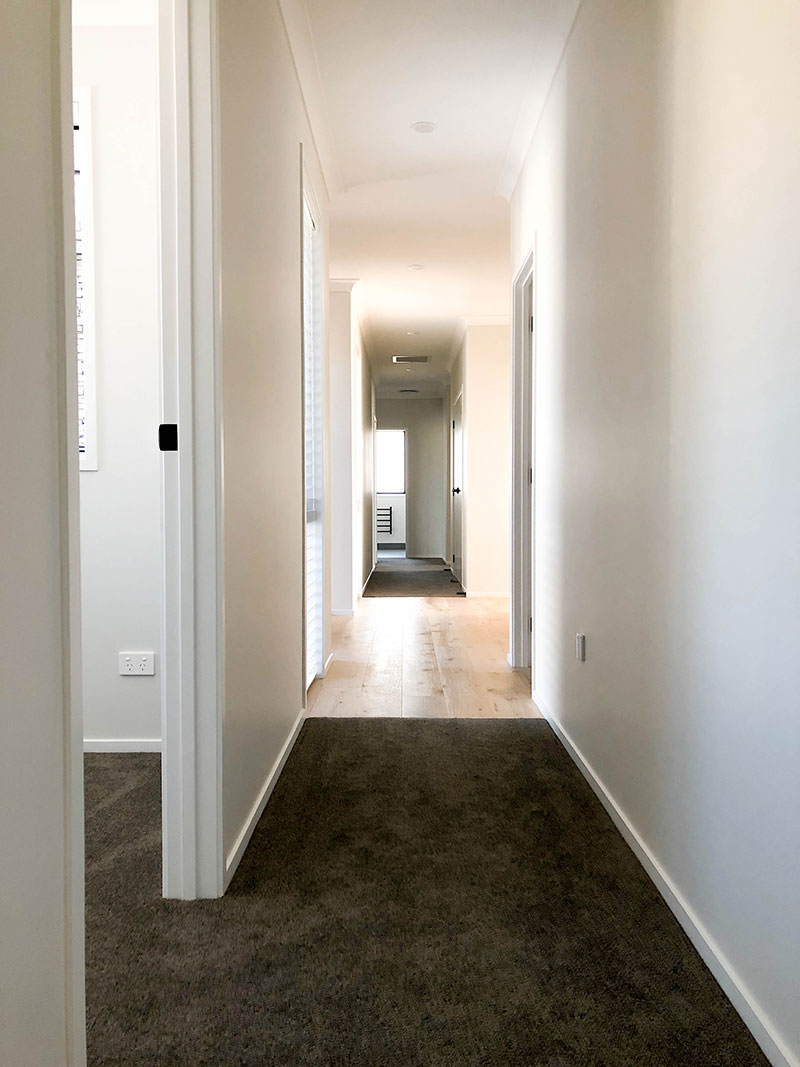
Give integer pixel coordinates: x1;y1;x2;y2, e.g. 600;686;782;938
73;88;98;471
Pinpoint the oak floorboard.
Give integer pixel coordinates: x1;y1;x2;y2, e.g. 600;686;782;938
307;595;540;720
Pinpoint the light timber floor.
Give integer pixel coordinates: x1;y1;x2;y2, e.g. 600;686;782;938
307;596;539;718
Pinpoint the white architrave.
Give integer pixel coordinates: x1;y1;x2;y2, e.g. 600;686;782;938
510;249;535;673
158;0;224;900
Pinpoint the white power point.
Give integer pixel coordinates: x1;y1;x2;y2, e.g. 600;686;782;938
119;652;155;676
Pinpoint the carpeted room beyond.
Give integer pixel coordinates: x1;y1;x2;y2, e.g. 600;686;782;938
363;556;465;596
84;720;769;1066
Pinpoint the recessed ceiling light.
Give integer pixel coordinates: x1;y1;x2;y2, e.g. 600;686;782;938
406;331;418;336
408;264;425;271
411;121;437;134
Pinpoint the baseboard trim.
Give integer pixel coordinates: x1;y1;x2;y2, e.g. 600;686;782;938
331;608;354;617
224;708;305;889
360;565;375;596
465;591;509;599
534;691;795;1067
83;738;161;753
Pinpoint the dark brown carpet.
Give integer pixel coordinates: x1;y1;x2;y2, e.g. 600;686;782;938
85;720;769;1066
364;557;465;597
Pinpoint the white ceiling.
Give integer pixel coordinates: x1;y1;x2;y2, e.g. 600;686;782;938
297;0;580;396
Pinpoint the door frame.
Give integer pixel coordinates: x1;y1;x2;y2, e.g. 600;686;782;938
65;0;224;915
510;248;535;673
450;388;464;585
301;160;327;692
60;0;224;1059
156;0;224;900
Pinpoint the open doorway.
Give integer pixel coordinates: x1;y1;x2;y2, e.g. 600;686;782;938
450;390;464;586
376;428;407;559
70;0;227;1052
73;4;162;756
364;401;464;597
71;0;166;1053
303;190;325;690
510;252;535;674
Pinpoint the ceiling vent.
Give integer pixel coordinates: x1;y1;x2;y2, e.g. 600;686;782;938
392;355;429;364
399;388;419;394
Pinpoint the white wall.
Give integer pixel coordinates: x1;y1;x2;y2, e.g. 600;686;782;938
73;21;161;746
465;326;510;596
449;327;511;596
511;1;800;1064
217;0;330;871
0;0;85;1062
377;398;445;559
330;285;374;603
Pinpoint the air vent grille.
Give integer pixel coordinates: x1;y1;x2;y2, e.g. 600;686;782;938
392;355;429;364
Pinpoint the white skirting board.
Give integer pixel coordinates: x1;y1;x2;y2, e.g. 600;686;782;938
535;691;796;1067
330;608;354;617
360;566;375;596
224;708;305;889
465;591;509;598
84;738;161;752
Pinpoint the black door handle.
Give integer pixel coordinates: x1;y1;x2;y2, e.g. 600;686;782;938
452;487;461;494
159;424;178;451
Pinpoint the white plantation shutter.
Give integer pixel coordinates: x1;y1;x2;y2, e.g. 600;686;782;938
303;199;324;689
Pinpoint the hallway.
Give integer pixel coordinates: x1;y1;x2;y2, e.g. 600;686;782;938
6;1;800;1064
309;597;535;718
84;721;770;1067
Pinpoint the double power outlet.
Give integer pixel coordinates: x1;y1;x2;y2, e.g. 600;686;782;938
118;652;155;676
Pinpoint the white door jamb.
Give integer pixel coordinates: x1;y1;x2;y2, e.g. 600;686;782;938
158;0;224;900
510;248;535;673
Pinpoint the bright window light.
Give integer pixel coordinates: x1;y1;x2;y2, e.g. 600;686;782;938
376;430;405;494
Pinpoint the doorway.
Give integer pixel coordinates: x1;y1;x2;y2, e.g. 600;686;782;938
510;251;534;672
73;0;225;912
451;391;464;586
303;192;325;690
73;4;162;756
376;427;407;559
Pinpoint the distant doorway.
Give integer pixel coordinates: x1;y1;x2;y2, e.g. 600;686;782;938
510;251;534;672
376;428;407;559
451;392;464;585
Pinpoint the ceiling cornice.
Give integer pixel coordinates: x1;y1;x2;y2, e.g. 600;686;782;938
446;322;467;370
329;278;359;293
496;0;583;202
277;0;344;201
